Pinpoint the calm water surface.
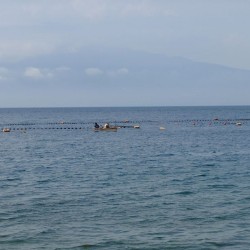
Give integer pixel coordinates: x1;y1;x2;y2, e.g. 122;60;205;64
0;106;250;250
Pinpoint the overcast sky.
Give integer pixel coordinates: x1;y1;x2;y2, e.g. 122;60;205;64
0;0;250;107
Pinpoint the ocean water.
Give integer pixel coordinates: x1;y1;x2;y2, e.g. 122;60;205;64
0;106;250;250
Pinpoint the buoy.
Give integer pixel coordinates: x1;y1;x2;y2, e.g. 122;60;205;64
160;127;165;130
133;125;140;129
2;128;11;132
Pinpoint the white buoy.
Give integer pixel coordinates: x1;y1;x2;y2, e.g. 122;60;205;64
2;128;11;132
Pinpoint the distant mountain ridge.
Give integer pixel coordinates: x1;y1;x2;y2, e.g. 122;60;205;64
1;47;250;107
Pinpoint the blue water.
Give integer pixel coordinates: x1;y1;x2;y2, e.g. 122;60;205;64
1;106;250;250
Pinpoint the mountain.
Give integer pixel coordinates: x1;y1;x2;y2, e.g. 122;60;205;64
1;47;250;107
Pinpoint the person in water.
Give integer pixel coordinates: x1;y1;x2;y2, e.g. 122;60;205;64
94;122;100;128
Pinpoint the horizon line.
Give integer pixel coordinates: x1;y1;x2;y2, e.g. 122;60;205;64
0;104;250;109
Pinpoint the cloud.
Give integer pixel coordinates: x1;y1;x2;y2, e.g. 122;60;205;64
107;68;129;77
117;68;129;74
24;67;53;79
85;67;103;76
24;67;43;78
55;66;71;72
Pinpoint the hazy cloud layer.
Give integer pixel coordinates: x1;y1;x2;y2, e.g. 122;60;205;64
1;1;250;69
0;0;173;25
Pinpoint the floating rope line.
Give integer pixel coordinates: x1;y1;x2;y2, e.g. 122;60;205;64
0;120;153;127
11;127;85;130
1;118;249;127
1;124;142;132
1;118;249;132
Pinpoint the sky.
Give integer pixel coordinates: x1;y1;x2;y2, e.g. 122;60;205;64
0;0;250;107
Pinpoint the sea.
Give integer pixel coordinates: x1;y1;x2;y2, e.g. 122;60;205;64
0;106;250;250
